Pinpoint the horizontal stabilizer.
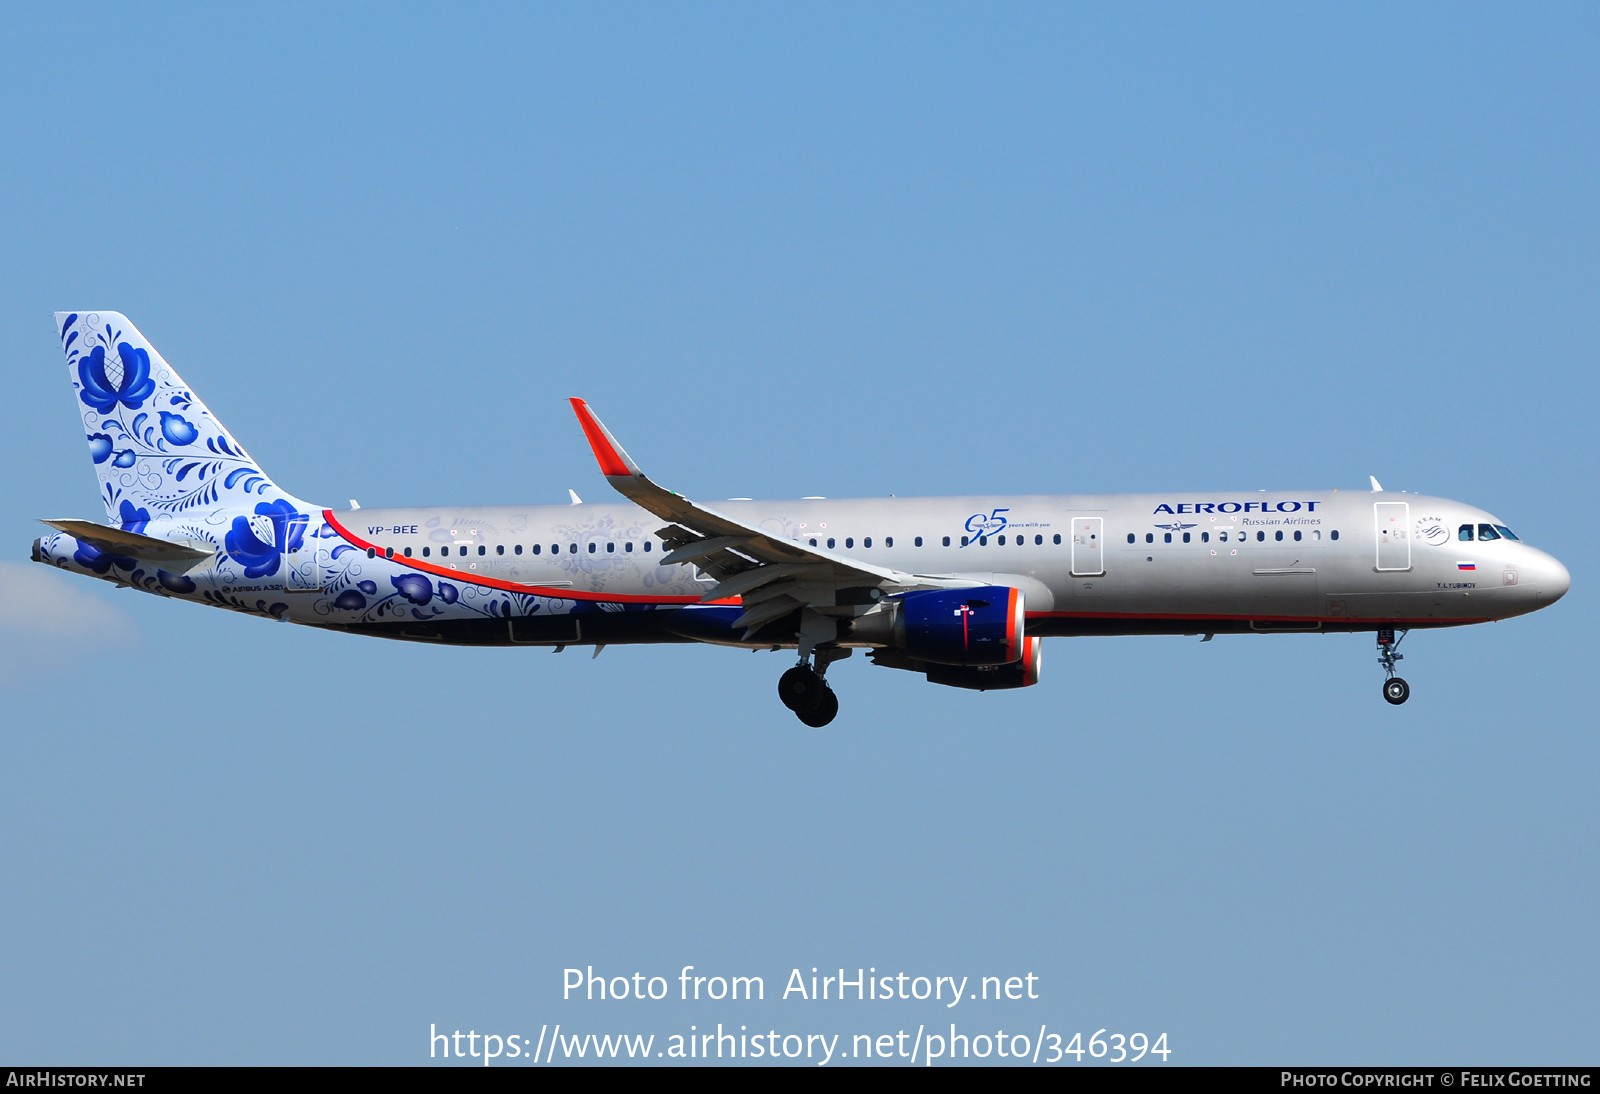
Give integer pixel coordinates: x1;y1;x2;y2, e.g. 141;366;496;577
39;519;214;565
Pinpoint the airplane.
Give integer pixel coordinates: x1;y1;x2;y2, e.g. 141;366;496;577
34;312;1570;726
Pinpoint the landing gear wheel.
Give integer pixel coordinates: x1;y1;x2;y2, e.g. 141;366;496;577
796;687;838;727
1383;677;1410;705
778;666;825;712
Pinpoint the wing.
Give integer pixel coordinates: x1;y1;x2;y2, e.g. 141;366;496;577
570;398;937;636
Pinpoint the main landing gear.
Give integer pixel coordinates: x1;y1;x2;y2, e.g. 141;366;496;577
778;647;847;727
1378;628;1410;705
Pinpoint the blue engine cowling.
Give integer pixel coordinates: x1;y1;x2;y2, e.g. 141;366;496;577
899;585;1024;666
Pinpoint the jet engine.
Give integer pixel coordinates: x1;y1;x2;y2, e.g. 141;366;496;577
924;635;1042;690
849;585;1024;665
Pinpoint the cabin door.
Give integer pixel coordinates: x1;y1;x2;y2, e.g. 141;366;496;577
1070;516;1104;576
1374;502;1411;572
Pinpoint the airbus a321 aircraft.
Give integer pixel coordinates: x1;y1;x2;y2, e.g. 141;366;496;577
34;312;1570;725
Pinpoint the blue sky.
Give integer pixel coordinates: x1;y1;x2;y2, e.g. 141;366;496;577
1;3;1595;1065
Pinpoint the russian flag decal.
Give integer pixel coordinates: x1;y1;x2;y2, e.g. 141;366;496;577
1457;562;1476;571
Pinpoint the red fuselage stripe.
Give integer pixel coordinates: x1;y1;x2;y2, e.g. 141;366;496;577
321;510;717;605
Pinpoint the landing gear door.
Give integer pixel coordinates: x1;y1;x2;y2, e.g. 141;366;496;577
1070;516;1104;576
285;539;323;592
1374;501;1411;572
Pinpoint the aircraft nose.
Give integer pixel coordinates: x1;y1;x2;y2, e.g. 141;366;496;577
1536;550;1570;606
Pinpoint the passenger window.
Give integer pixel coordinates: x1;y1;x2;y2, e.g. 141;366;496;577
1164;533;1172;543
1182;532;1190;543
588;542;596;553
643;541;652;552
979;535;988;546
915;537;923;547
532;544;541;555
624;541;632;552
1274;530;1283;541
886;537;894;547
479;545;487;555
1459;524;1475;541
994;534;1003;545
1256;531;1265;542
367;548;375;558
809;538;817;547
422;547;430;557
944;537;952;547
1201;532;1209;543
1331;530;1339;540
608;541;616;553
1478;524;1500;541
1312;530;1320;540
1127;533;1135;544
1293;530;1302;541
1146;533;1154;544
960;536;968;546
496;544;505;555
404;547;413;557
515;544;523;555
1034;534;1042;545
569;544;577;554
1494;525;1519;541
384;547;394;559
863;537;872;548
827;538;835;549
1053;534;1061;545
845;537;854;548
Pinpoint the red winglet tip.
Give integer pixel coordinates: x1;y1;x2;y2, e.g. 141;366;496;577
569;398;632;478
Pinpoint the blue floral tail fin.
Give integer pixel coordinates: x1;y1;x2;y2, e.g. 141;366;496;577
54;311;314;539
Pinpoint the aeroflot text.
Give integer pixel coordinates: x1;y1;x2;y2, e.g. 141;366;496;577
1154;501;1320;515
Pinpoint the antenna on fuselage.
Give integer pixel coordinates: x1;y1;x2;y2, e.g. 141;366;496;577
1369;476;1384;492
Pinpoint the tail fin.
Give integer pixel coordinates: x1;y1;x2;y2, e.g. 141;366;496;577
54;311;311;538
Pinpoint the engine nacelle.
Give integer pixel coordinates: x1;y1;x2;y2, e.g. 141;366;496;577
894;585;1025;666
925;635;1042;691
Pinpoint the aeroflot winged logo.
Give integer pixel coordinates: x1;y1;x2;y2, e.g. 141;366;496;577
1153;501;1322;515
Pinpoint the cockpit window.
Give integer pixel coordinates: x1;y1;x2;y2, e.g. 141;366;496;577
1494;525;1519;541
1477;524;1501;541
1459;524;1474;542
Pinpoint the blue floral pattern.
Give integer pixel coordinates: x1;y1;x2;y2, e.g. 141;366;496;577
59;312;293;530
44;312;681;639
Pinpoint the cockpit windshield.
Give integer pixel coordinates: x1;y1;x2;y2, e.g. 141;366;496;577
1494;525;1519;541
1477;524;1501;541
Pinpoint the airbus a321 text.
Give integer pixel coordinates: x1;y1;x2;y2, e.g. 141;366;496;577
35;313;1570;725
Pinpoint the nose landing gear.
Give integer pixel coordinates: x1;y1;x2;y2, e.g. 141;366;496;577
1378;628;1410;705
777;647;848;726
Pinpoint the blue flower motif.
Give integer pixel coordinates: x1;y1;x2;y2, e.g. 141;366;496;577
357;580;377;595
437;581;459;605
158;411;199;446
334;589;367;611
391;573;433;605
111;449;137;468
223;500;306;580
72;540;135;575
157;570;196;593
77;342;156;413
87;433;113;463
118;500;151;534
